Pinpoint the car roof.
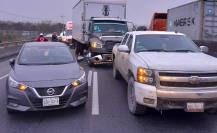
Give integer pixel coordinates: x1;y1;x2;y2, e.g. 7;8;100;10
24;42;67;47
127;31;185;36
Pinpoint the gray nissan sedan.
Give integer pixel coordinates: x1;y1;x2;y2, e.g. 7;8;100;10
6;42;88;113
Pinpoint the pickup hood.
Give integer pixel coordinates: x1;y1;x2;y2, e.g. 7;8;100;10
12;63;80;82
137;52;217;71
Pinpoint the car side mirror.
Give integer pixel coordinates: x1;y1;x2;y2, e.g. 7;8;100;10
118;45;130;53
9;58;15;68
115;43;121;46
200;46;209;53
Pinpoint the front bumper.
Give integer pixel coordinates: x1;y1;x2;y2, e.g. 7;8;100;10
134;82;217;110
7;82;88;112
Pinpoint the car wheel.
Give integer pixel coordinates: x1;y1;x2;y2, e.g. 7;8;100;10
206;108;217;114
128;76;147;115
113;61;121;79
7;108;17;114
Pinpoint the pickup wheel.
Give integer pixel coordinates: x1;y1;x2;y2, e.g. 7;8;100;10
113;61;121;79
128;77;147;115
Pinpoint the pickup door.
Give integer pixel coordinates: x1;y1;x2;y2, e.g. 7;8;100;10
118;35;133;79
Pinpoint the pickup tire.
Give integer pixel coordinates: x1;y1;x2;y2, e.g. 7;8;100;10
128;77;147;115
113;61;121;79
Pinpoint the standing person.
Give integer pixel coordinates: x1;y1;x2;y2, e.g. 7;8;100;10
35;33;48;42
51;32;59;42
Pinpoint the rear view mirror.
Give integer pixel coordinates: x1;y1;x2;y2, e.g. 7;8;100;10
118;45;130;53
200;46;209;53
9;58;15;68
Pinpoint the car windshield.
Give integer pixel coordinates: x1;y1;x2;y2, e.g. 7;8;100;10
134;34;200;53
18;46;74;65
93;23;128;33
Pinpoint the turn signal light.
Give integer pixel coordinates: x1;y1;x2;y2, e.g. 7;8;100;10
19;85;27;91
137;67;154;84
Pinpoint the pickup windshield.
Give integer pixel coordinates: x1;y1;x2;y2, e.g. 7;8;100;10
134;35;200;53
93;23;128;33
19;46;74;65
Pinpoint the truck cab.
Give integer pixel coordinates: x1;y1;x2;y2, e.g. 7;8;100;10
86;17;129;65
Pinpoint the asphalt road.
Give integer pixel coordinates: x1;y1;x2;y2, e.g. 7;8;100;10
1;59;217;133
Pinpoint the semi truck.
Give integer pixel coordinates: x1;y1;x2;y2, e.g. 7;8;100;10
72;0;133;66
167;0;217;56
149;13;167;31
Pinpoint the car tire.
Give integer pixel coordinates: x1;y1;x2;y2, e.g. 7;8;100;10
113;61;121;79
7;108;17;114
206;108;217;114
128;76;147;115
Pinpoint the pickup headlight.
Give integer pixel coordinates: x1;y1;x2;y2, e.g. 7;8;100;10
9;77;28;91
71;72;86;87
137;67;155;85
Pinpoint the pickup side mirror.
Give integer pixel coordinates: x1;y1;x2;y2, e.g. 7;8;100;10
200;46;209;53
9;58;15;68
118;45;130;53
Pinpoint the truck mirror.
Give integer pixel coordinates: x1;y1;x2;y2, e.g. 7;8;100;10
200;46;209;53
118;45;130;53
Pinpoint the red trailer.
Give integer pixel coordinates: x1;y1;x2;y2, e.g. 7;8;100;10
149;13;167;31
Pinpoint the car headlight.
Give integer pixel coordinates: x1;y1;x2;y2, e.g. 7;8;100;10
137;67;155;85
71;72;86;87
9;77;28;91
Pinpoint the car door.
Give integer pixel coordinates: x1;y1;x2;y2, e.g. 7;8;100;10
120;35;133;79
116;33;129;73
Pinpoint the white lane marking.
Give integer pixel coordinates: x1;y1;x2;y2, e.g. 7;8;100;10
0;74;9;80
88;71;93;87
92;72;99;115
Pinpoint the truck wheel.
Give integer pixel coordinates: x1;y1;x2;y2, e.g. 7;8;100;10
87;59;94;67
113;61;121;79
128;77;147;115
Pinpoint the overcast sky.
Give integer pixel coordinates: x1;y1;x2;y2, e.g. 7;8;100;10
0;0;196;25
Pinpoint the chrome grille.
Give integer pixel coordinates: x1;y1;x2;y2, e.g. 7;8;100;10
158;71;217;88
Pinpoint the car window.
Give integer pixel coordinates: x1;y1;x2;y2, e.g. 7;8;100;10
126;35;133;50
18;46;74;65
121;34;129;45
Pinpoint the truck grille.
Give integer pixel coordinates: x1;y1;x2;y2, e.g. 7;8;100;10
104;41;120;52
158;72;217;88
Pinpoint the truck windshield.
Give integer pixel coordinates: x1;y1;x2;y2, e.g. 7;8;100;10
134;35;200;53
93;23;128;33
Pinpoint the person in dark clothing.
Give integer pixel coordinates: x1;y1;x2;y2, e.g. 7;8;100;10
35;33;48;42
51;32;59;42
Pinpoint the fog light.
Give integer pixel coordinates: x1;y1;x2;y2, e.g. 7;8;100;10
19;85;27;91
143;98;155;104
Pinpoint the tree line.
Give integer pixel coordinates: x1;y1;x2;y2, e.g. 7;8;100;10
0;21;65;34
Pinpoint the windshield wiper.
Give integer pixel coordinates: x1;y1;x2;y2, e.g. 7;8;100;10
137;49;168;52
168;50;195;52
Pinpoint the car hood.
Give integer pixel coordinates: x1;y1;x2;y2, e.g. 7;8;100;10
137;52;217;71
12;63;81;83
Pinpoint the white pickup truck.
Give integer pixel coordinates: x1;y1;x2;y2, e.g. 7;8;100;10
112;31;217;115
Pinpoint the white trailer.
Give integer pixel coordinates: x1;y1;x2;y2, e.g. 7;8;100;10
167;0;217;42
72;0;127;44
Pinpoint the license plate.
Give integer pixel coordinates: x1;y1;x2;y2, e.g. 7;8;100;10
43;97;59;107
186;103;204;112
